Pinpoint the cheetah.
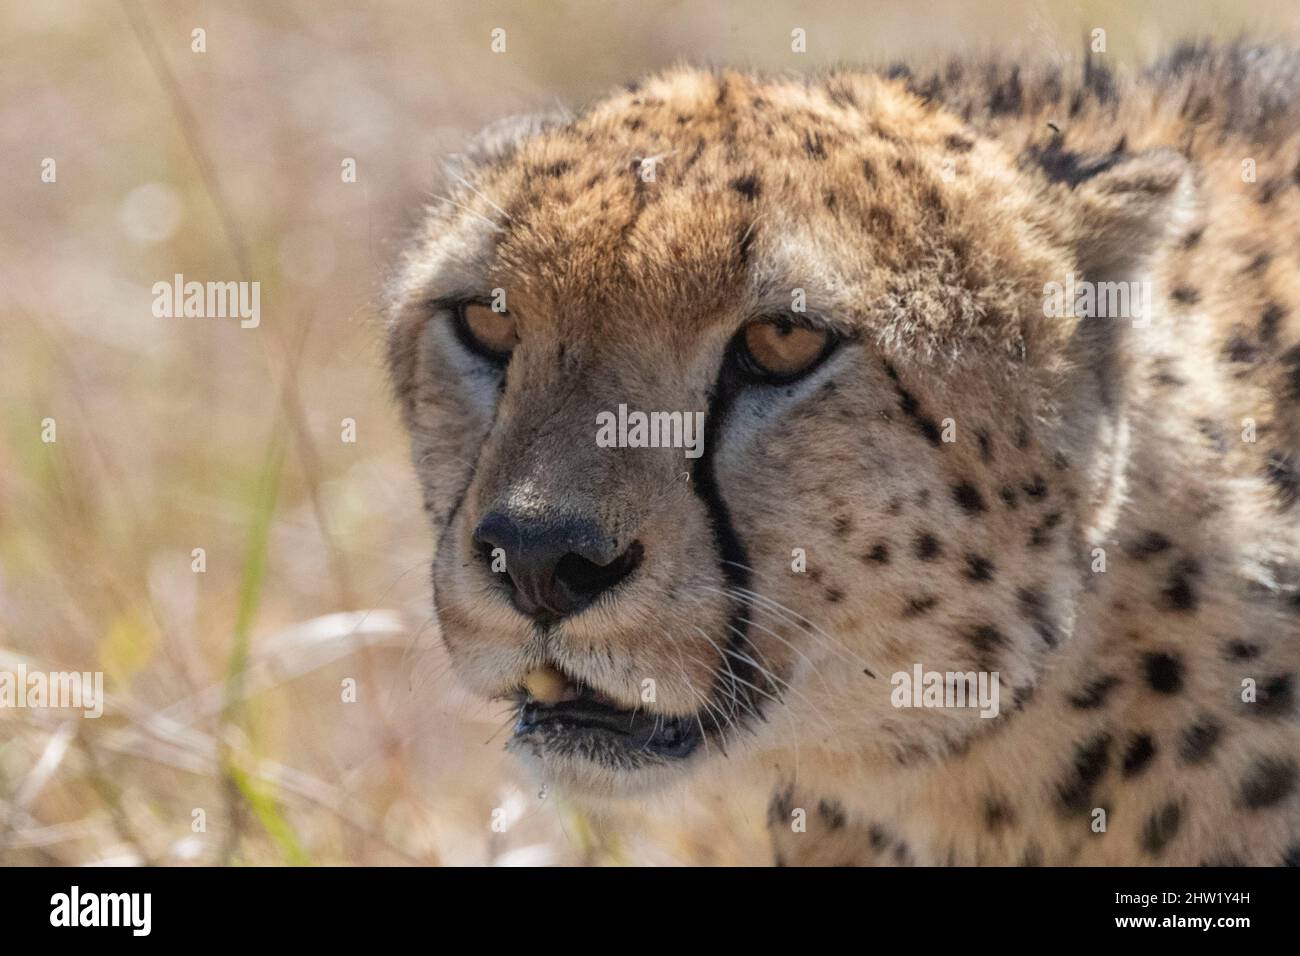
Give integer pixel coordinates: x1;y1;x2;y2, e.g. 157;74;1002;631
386;44;1300;866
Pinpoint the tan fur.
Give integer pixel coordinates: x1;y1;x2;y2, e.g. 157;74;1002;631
388;51;1300;865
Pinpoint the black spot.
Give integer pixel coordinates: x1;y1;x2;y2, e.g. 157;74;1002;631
866;203;894;235
999;485;1019;509
1257;177;1284;204
833;515;852;538
868;824;888;850
1283;344;1300;401
989;65;1023;115
817;798;846;830
1252;674;1295;718
864;543;890;564
1243;251;1271;274
983;796;1015;830
1122;733;1157;777
913;532;943;561
1056;733;1112;814
1181;227;1204;249
824;82;858;110
903;595;938;617
1265;452;1298;510
539;159;573;177
952;482;986;515
1021;476;1047;500
729;174;761;200
1223;639;1261;661
1016;586;1058;647
1143;652;1184;694
802;131;828;159
1282;844;1300;866
968;624;1005;654
1260;302;1285;346
945;133;974;152
1162;558;1201;612
825;587;844;604
1021;841;1043;866
1141;801;1182;856
1068;675;1120;710
1239;756;1298;810
767;784;795;826
1196;418;1229;454
1170;285;1201;305
1028;511;1062;548
861;158;877;182
1223;330;1259;365
1126;530;1171;559
1179;717;1222;764
975;428;993;463
963;554;996;583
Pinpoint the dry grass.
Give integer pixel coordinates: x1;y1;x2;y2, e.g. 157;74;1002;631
2;0;1298;865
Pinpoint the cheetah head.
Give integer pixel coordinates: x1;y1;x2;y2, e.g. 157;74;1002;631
386;69;1193;795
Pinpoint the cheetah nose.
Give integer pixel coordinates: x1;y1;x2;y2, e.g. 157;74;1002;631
472;509;644;624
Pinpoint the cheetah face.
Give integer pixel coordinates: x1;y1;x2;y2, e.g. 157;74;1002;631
386;70;1191;795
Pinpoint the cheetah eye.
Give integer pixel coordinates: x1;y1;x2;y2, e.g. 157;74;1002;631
734;319;836;382
454;303;518;363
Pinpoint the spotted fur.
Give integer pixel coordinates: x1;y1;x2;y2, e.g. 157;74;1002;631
388;48;1300;865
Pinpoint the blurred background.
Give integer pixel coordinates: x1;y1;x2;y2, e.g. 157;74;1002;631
3;0;1299;866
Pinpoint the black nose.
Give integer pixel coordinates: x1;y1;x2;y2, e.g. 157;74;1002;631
472;510;644;623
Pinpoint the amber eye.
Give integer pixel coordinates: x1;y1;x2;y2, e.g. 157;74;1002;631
457;303;518;361
736;320;834;381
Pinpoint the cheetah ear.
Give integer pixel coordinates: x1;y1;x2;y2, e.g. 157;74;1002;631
1052;150;1196;540
1065;147;1196;279
442;112;568;180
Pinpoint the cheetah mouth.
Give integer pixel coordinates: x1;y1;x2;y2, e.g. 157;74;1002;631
511;676;703;764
